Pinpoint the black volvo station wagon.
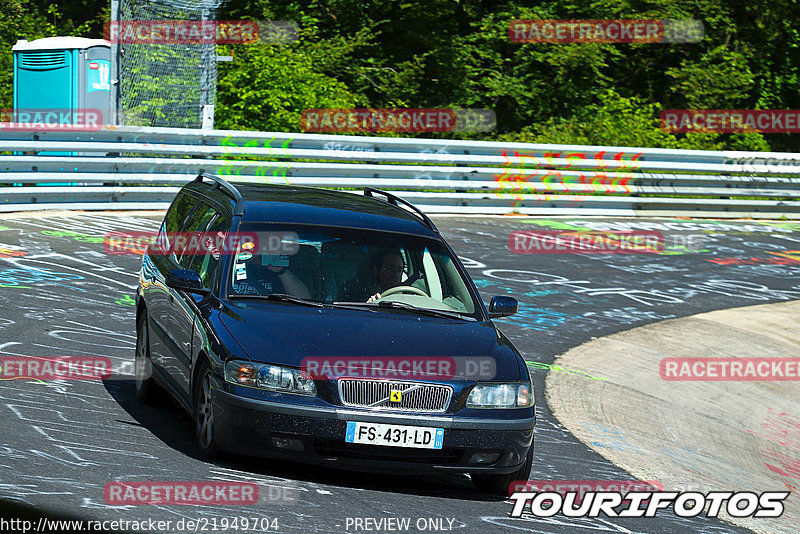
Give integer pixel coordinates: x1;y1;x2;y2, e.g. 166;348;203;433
135;172;535;494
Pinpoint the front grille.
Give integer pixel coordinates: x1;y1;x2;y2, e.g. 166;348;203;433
337;379;453;413
314;439;464;465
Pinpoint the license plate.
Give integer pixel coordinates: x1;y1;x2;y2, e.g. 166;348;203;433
345;422;443;449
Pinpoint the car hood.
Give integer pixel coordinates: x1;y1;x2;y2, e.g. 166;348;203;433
215;300;524;382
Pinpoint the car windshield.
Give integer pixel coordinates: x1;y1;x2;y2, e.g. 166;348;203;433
227;224;481;319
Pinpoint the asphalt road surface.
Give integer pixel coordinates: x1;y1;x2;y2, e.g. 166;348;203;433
1;213;798;533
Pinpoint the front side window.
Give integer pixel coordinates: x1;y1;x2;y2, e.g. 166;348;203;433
183;211;230;288
227;225;481;319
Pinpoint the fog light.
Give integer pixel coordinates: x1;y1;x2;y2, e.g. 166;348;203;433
469;452;500;464
272;437;304;451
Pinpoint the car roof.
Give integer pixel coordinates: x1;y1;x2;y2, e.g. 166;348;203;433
185;180;440;238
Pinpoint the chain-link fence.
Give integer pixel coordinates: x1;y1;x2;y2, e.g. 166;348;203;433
117;0;224;128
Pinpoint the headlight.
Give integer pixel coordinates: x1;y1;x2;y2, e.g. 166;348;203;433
224;360;316;396
467;382;534;408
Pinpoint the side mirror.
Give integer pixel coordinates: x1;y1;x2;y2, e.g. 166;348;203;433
165;269;208;294
488;296;518;319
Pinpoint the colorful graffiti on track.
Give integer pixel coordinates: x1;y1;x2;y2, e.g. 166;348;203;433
527;360;608;381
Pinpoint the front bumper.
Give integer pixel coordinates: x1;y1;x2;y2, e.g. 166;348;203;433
212;379;535;474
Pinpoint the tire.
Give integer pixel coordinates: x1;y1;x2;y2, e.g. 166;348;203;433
193;358;220;458
134;313;156;403
471;441;534;495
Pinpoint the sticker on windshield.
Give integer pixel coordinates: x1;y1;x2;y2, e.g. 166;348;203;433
234;262;247;280
263;254;290;267
232;282;258;294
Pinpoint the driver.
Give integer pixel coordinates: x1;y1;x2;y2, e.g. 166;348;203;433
234;255;311;299
338;248;405;302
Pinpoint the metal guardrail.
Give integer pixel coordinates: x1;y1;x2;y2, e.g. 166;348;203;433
1;125;800;217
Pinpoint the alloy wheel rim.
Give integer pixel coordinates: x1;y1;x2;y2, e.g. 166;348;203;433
197;372;214;448
135;321;148;390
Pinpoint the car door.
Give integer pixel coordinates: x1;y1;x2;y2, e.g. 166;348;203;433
167;200;227;401
146;192;199;379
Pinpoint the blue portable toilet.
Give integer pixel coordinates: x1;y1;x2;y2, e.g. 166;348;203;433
12;36;111;163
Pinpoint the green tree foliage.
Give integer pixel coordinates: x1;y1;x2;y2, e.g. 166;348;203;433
215;0;797;150
0;0;108;108
0;0;797;150
215;31;367;131
0;0;51;109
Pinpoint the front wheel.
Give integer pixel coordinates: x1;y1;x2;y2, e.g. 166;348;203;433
471;441;534;495
194;359;220;458
134;313;156;403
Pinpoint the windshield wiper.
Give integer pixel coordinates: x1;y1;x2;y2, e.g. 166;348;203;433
358;300;474;321
230;294;470;319
229;293;323;307
377;301;472;320
232;294;374;312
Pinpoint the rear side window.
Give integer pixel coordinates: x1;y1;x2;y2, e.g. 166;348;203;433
181;202;217;234
159;192;199;252
174;202;217;268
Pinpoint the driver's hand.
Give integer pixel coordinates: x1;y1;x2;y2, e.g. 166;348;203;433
366;293;381;303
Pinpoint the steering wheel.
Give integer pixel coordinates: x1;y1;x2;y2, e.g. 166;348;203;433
379;285;428;298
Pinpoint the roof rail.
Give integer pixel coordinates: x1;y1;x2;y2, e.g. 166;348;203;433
363;187;439;233
195;172;245;216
